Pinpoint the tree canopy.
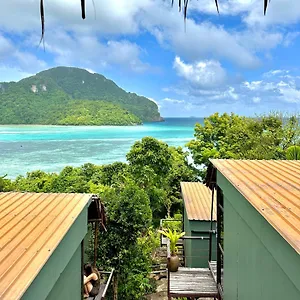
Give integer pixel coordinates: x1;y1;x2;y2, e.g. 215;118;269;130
187;113;300;178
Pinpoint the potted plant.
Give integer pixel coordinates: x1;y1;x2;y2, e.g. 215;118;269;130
158;229;185;272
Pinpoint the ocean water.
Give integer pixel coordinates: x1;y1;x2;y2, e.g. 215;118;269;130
0;118;204;178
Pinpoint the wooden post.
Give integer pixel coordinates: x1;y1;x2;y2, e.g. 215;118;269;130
94;221;99;267
81;240;84;299
167;238;171;300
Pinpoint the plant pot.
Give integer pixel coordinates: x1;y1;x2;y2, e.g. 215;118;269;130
168;255;180;272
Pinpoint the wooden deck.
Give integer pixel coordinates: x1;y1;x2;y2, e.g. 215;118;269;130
169;267;218;299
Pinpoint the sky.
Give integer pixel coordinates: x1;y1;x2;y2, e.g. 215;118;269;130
1;0;300;117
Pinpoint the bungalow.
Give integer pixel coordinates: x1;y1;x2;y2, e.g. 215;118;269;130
210;159;300;300
181;182;217;268
0;192;111;300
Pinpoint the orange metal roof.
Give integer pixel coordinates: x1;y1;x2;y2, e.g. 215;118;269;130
0;192;92;300
181;182;216;221
210;159;300;254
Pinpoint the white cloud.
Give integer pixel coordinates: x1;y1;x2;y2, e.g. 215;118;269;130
189;0;300;28
0;0;152;35
38;31;149;73
244;0;300;27
0;0;293;75
142;11;260;68
0;34;47;78
0;66;32;82
163;97;185;104
243;74;300;103
0;35;14;59
283;32;300;47
164;67;300;117
173;56;227;89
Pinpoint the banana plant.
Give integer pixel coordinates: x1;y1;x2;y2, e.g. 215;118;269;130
158;228;185;255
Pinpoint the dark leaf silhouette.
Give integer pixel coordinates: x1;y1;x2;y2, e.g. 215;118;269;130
39;0;45;49
81;0;86;19
38;1;271;44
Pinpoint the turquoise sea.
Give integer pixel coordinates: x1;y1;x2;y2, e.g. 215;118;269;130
0;118;204;178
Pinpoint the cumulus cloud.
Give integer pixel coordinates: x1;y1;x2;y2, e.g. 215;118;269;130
173;56;227;89
0;66;32;82
0;34;47;79
244;76;300;103
189;0;300;28
0;0;294;76
0;0;152;35
244;0;300;27
163;64;300;117
163;97;185;104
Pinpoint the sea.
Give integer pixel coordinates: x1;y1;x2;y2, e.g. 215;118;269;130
0;118;204;178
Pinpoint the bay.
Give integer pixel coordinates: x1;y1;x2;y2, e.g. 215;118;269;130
0;118;204;178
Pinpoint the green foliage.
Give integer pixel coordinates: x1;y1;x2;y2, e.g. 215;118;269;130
161;215;182;233
158;229;185;255
6;136;197;299
286;145;300;160
127;137;198;217
0;175;14;192
127;137;172;178
0;67;161;125
188;113;300;178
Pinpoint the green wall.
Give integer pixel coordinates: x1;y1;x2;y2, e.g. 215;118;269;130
218;171;300;300
46;245;82;300
184;202;217;268
183;206;192;267
22;207;88;300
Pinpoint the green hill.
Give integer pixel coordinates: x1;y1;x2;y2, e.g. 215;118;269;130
0;67;162;125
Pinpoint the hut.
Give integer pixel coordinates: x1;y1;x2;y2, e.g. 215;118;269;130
210;159;300;300
181;182;217;268
0;192;110;300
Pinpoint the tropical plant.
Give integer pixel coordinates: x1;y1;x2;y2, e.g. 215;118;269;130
286;145;300;160
158;229;185;255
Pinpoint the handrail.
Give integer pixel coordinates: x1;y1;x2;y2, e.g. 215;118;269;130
101;268;114;300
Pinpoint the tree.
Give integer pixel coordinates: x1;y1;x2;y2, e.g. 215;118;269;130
127;137;197;218
0;175;14;192
94;184;152;300
188;113;300;178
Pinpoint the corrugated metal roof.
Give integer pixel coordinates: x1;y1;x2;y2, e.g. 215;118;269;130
0;192;92;300
181;182;216;221
210;159;300;254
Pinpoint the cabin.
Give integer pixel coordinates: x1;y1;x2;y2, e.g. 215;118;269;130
0;192;112;300
167;159;300;300
210;159;300;300
181;182;217;268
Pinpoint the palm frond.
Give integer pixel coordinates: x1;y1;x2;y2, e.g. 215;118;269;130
81;0;86;19
38;1;271;45
215;0;220;14
39;0;45;49
264;0;269;15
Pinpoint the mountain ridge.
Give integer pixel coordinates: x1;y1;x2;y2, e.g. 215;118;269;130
0;66;162;125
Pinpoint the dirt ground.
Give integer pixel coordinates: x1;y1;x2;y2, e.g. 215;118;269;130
145;278;168;300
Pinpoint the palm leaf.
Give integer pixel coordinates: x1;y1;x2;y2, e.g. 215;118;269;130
39;0;45;49
81;0;86;19
38;1;271;45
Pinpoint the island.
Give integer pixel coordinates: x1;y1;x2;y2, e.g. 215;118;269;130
0;67;162;126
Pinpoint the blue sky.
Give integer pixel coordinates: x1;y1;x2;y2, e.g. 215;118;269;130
1;0;300;117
